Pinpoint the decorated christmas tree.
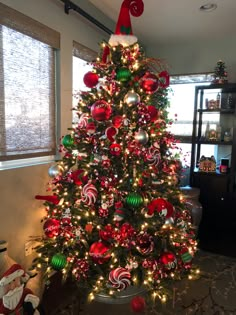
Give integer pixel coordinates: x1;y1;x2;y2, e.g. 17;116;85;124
33;0;198;311
213;60;228;83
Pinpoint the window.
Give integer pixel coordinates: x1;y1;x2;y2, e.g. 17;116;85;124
72;41;97;122
168;73;214;185
168;73;214;167
0;3;60;168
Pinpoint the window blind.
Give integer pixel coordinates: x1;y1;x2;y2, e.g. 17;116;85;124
0;3;60;161
73;41;97;62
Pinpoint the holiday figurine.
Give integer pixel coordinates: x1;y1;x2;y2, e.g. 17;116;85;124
0;241;40;315
213;60;228;84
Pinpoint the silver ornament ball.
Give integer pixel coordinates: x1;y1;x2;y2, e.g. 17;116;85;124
124;91;140;106
48;164;63;178
135;129;149;144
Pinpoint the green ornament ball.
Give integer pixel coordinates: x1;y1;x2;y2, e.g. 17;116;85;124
51;253;67;270
116;67;132;82
126;192;144;208
62;134;74;148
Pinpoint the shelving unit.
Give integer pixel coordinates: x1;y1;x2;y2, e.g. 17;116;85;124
190;83;236;205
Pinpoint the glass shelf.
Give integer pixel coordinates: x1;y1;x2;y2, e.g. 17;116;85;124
198;140;233;145
194;168;230;176
197;109;234;114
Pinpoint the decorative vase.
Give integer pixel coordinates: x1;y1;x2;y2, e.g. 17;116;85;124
94;286;146;304
180;187;203;231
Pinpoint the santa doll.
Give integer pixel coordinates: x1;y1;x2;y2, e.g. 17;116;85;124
0;241;40;315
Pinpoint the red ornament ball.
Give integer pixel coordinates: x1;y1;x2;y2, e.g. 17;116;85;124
140;73;159;94
99;224;114;241
89;241;111;264
91;100;112;121
83;71;99;88
43;218;60;238
130;296;146;313
70;169;88;185
147;105;158;122
86;120;96;135
159;251;177;270
110;143;121;156
112;115;123;128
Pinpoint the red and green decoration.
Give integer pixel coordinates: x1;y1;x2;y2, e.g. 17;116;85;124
33;0;198;312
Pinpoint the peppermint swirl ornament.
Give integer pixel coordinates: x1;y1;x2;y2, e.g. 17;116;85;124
108;267;131;290
81;182;98;205
146;146;161;166
77;113;89;129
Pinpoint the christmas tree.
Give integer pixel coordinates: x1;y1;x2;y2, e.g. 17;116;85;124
213;60;228;83
33;0;198;311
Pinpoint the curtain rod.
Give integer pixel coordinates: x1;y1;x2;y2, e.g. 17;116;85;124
60;0;113;35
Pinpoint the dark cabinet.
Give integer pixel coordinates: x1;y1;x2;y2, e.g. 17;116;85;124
190;83;236;209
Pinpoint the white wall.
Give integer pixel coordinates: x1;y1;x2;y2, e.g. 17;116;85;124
0;0;114;298
147;36;236;81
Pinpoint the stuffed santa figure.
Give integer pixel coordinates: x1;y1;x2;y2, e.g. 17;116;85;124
0;262;40;315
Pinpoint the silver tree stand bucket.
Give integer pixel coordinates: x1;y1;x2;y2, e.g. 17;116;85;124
94;286;146;304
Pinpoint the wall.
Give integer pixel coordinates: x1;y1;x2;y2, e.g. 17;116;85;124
147;36;236;81
0;0;114;298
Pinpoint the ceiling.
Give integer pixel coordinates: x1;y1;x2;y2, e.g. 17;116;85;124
88;0;236;47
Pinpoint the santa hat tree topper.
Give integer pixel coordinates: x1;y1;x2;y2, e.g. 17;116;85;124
108;0;144;47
